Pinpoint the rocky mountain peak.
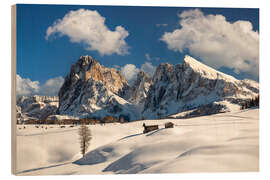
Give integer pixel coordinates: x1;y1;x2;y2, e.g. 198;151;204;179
17;55;259;123
182;55;237;81
153;63;175;84
59;56;129;100
143;55;259;119
134;71;151;85
129;71;152;104
57;55;140;120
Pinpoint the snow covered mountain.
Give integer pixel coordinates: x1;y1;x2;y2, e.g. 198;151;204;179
57;55;140;120
143;55;259;119
16;95;59;122
128;71;152;104
16;55;258;122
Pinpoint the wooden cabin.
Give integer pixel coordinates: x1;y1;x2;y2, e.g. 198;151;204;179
143;123;159;133
165;122;174;128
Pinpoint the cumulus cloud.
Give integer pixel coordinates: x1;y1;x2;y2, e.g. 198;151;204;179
141;62;156;77
120;64;140;82
46;9;129;56
161;9;259;77
16;75;40;96
16;75;64;97
39;76;65;96
120;61;156;83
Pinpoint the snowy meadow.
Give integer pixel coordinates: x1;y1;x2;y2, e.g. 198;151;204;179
16;108;259;175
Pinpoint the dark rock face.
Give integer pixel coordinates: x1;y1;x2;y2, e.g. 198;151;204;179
128;71;152;104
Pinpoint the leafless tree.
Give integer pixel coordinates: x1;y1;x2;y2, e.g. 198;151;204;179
78;124;92;157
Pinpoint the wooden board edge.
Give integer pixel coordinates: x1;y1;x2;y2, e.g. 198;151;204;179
11;4;17;175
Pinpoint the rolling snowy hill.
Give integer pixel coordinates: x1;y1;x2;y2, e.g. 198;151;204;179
16;108;259;175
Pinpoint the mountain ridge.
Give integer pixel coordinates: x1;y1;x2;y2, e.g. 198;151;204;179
142;55;258;119
16;55;259;122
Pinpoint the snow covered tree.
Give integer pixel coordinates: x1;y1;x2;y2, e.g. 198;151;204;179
78;124;92;157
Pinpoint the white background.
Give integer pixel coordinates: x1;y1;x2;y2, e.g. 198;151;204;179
1;0;269;179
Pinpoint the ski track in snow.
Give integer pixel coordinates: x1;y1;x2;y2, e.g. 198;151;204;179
16;108;259;175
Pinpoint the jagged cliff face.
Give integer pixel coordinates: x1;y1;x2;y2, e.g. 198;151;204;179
143;55;259;119
58;56;129;99
129;71;152;104
16;95;59;122
58;56;139;120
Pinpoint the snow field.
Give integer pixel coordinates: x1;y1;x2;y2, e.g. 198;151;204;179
16;108;259;175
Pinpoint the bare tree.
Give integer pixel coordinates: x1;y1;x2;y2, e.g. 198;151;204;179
78;124;92;157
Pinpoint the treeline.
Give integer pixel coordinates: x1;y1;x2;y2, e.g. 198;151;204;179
241;95;259;110
22;115;129;125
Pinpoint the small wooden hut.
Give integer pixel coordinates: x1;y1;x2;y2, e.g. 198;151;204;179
143;123;159;133
165;122;174;128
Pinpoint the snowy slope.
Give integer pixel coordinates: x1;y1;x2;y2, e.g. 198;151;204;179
16;108;259;175
183;55;238;81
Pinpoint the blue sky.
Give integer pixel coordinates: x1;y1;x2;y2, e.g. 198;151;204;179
16;4;259;96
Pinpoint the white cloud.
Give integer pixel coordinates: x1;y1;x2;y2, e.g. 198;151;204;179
39;76;65;96
46;9;129;56
120;62;156;83
120;64;140;82
16;75;64;97
141;62;156;77
161;9;259;77
16;75;40;96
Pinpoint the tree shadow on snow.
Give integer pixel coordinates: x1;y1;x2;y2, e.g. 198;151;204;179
73;149;108;165
102;151;147;174
73;132;144;166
